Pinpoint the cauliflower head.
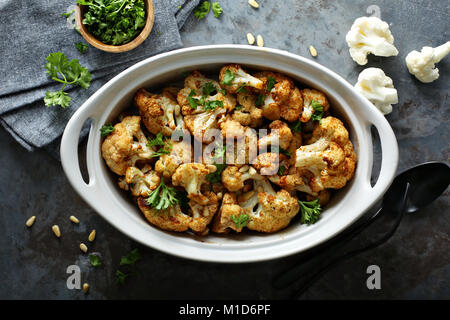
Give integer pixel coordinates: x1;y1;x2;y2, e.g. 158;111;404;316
118;165;161;197
101;116;154;175
258;120;293;151
300;89;330;122
211;193;246;234
295;117;357;193
187;192;219;235
345;16;399;65
354;67;398;115
231;92;264;127
405;42;450;83
221;165;262;192
238;179;300;233
219;64;264;94
155;141;193;179
172;163;217;205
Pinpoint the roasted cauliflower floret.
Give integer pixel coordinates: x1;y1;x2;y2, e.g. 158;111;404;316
300;89;330;122
155;141;192;179
258;120;293;151
101;116;154;175
172;163;217;205
187;192;219;235
221;165;262;192
212;193;246;234
137;197;192;232
134;88;185;136
220;117;246;139
268;167;316;195
231;92;264;127
238;179;300;233
280;86;304;122
219;64;264;94
118;165;161;197
183;107;227;143
295;116;356;193
252;152;283;176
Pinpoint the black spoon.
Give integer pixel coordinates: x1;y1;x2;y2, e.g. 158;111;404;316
273;161;450;297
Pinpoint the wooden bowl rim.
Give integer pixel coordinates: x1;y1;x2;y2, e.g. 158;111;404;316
75;0;154;53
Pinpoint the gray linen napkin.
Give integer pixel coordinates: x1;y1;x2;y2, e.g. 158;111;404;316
0;0;200;152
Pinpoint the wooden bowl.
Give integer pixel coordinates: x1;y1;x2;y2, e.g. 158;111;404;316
75;0;154;53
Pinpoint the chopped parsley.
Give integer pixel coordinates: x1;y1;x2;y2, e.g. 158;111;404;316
267;76;277;91
236;83;248;93
193;1;211;20
202;82;217;96
89;254;102;267
206;144;227;183
212;2;223;18
279;147;291;157
147;179;179;210
255;94;265;107
298;199;322;225
147;132;165;147
221;69;235;85
311;100;324;122
231;214;250;229
278;165;286;175
100;124;115;137
204;100;224;111
235;105;243;110
75;42;89;54
115;270;130;285
219;88;227;95
120;248;141;266
187;89;202;109
290;121;302;133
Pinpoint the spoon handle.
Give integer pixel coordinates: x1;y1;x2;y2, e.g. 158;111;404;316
289;183;410;299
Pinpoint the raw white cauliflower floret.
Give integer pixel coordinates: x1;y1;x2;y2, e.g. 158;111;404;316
172;163;217;205
345;16;399;65
134;88;185;136
118;165;161;197
219;64;264;94
101;116;154;175
405;42;450;83
354;67;398;115
238;179;300;233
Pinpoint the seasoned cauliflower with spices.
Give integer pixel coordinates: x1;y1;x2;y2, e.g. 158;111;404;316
300;89;330;122
187;192;219;235
211;193;246;234
101;116;154;175
118;165;160;197
221;165;262;192
219;64;264;94
155;141;193;179
231;92;264;127
258;120;293;151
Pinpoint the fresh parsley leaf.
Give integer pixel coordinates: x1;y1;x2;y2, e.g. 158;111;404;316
204;100;224;111
206;144;227;183
235;105;243;110
202;82;217;96
212;2;223;18
298;199;322;224
61;10;74;18
147;133;166;147
147;179;179;210
231;214;250;229
194;1;211;20
311;100;324;122
150;137;173;158
78;0;146;45
290;121;302;133
219;88;227;95
187;89;201;109
100;124;115;137
89;254;102;267
115;270;130;285
255;94;265;107
75;42;89;54
278;165;286;175
221;69;235;85
120;248;141;266
44;52;92;108
236;83;247;93
267;76;277;92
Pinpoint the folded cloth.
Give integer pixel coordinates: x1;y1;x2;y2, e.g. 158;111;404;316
0;0;200;152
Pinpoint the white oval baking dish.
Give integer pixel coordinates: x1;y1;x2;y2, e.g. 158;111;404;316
60;45;398;263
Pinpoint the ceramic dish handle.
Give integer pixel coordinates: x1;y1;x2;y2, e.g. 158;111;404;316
363;109;399;198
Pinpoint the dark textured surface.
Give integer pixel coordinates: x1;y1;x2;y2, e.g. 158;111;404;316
0;0;448;299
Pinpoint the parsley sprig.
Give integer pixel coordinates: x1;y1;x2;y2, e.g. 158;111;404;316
120;248;141;266
311;100;324;122
221;69;235;85
290;121;302;133
298;199;322;225
148;133;173;157
267;76;277;92
194;1;223;20
206;144;227;183
231;214;250;229
75;42;89;54
147;179;179;210
44;52;92;108
89;254;102;267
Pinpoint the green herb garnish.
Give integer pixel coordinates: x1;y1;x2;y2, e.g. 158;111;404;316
194;1;211;20
75;42;89;54
147;132;165;147
290;121;302;133
279;147;291;157
149;136;173;158
278;165;286;175
212;2;223;18
219;88;227;95
120;248;141;266
221;69;235;85
255;94;265;107
267;76;277;91
44;52;92;108
77;0;146;46
89;254;102;267
147;179;179;210
115;270;130;285
235;105;243;110
202;82;217;96
236;83;247;93
187;89;201;109
231;214;250;229
311;100;324;122
206;144;227;183
204;100;224;111
298;199;322;225
61;10;74;18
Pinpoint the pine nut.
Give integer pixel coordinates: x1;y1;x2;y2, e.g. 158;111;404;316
80;243;88;253
239;165;250;173
52;225;61;238
309;45;318;57
248;0;259;8
26;216;36;227
256;34;264;47
69;216;80;224
88;229;96;242
246;33;255;45
82;283;89;294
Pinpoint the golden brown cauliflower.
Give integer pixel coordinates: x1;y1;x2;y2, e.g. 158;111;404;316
300;88;330;122
219;64;264;94
172;163;217;205
134;88;185;136
187;191;219;235
118;165;160;197
238;179;300;233
137;197;192;232
224;126;258;166
221;165;262;192
220;117;246;139
211;193;246;234
231;92;264;127
101;116;154;175
295;116;357;193
258;120;293;151
155;141;193;179
280;86;304;122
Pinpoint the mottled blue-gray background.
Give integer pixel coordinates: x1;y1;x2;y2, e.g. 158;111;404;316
0;0;448;299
